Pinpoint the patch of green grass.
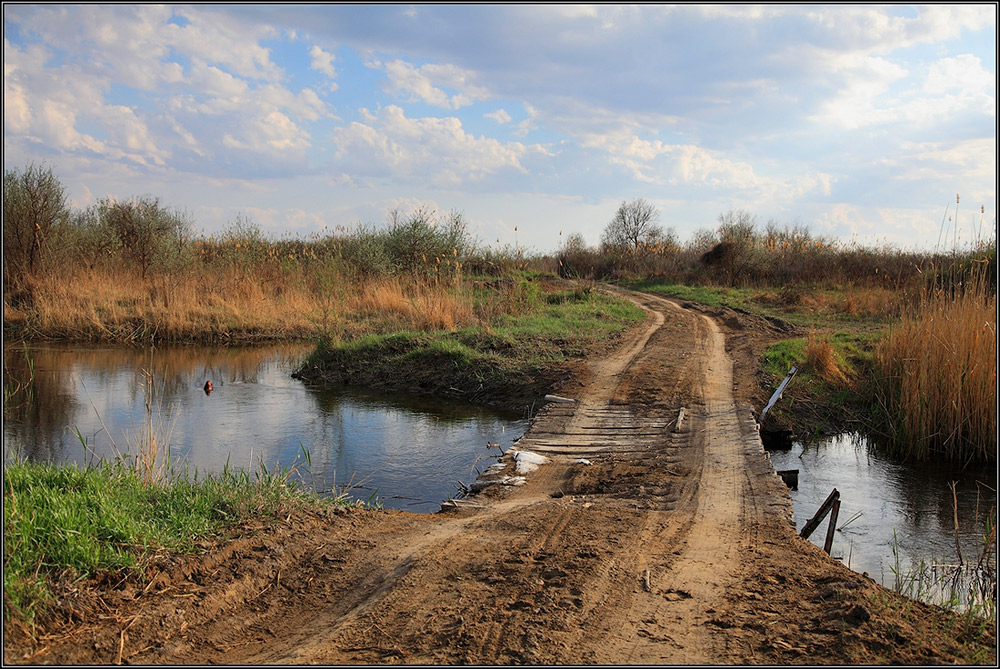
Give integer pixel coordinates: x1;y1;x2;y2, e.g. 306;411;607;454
762;337;807;377
2;459;337;626
406;337;477;367
626;279;756;310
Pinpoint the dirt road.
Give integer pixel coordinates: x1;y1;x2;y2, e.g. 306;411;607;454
7;289;993;665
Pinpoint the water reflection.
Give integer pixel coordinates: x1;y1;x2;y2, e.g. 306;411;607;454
3;342;528;511
767;433;996;607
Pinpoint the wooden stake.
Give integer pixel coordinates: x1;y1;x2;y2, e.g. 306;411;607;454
800;488;839;540
823;498;841;554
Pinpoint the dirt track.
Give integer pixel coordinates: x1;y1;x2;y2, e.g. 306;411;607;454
5;289;994;665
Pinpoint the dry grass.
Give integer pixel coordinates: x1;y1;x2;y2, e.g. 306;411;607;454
350;278;475;331
5;266;488;343
872;269;996;462
8;266;322;342
806;329;849;386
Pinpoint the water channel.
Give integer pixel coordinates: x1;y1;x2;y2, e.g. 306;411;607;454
767;434;996;610
2;342;529;512
4;342;996;607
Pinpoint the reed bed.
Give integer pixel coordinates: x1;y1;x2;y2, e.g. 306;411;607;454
349;278;476;332
871;268;996;463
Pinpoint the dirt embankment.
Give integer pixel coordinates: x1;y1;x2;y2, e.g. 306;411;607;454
4;289;995;665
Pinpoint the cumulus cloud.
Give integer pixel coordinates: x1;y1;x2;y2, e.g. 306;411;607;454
310;45;337;77
3;4;338;177
485;108;512;124
375;58;491;109
333;105;545;185
925;55;990;94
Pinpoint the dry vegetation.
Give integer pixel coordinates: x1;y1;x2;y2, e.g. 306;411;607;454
870;266;996;464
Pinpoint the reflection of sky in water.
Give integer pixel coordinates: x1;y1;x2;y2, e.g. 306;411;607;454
768;434;996;588
3;343;528;512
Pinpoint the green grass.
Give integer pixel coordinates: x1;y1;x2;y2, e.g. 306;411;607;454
3;458;340;626
626;279;757;310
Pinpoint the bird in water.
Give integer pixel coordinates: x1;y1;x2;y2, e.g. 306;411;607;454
204;380;213;395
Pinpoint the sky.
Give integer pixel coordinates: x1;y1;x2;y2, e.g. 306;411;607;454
3;3;997;254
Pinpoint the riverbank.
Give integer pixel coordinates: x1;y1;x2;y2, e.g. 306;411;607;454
2;458;349;635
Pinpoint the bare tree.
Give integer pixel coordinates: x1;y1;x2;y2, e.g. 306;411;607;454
3;163;69;285
601;198;662;253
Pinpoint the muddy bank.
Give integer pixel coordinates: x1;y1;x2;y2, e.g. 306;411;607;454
292;337;567;412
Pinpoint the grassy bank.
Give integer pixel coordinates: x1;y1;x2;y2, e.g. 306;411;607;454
2;458;349;629
294;281;646;410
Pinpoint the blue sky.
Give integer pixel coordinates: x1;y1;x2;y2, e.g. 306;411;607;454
3;3;996;254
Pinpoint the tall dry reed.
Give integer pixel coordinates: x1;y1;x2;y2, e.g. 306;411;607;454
806;329;848;386
871;268;996;463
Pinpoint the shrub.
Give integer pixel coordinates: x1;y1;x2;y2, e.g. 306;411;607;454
99;196;192;278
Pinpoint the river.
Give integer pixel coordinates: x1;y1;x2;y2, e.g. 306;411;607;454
767;433;996;610
2;342;529;512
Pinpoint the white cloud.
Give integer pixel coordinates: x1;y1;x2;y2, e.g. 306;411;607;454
310;45;337;77
101;105;165;165
377;59;491;109
924;54;995;97
167;6;283;81
223;111;311;153
485;108;512;124
333;105;545;186
3;38;106;154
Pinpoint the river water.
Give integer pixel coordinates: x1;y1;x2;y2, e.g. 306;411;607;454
2;342;528;512
767;434;996;609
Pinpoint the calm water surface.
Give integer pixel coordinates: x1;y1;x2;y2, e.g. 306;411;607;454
768;434;996;605
3;342;528;511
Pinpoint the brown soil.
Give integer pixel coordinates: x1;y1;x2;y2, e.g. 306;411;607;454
4;289;995;665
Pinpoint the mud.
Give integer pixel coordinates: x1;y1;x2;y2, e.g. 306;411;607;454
4;289;994;665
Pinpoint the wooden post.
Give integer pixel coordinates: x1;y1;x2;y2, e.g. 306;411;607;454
822;498;841;554
800;488;839;540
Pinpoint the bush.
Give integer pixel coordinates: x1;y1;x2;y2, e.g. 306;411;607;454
99;196;192;278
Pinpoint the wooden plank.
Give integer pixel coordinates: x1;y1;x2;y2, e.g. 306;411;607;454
759;366;798;423
527;430;666;436
523;445;651;454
